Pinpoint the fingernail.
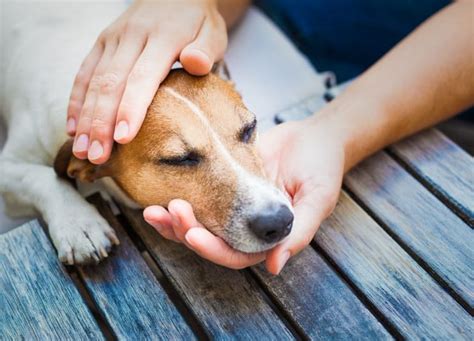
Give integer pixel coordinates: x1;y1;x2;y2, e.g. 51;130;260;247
276;251;291;275
88;140;104;160
114;121;129;141
192;48;211;62
66;118;76;133
73;134;89;152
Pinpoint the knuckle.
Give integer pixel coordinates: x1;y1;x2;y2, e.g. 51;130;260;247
88;76;102;92
90;116;110;131
79;106;94;121
123;20;147;36
99;72;122;94
98;29;111;42
90;118;112;138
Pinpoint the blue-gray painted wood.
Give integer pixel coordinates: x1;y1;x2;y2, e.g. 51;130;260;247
316;192;473;339
79;196;195;340
121;206;295;340
345;151;474;309
252;247;392;340
0;221;103;340
389;128;474;227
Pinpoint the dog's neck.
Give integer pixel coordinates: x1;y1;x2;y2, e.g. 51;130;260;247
99;177;142;209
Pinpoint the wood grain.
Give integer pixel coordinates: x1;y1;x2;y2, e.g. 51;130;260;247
315;192;473;339
252;247;392;339
389;129;474;226
345;151;474;309
0;221;103;340
121;206;295;340
79;196;195;340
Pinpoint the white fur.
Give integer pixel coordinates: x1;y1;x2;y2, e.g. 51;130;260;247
0;2;127;264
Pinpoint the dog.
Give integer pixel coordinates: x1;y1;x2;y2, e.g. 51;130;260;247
0;2;293;264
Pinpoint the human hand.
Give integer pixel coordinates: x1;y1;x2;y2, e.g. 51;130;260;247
257;118;345;274
143;199;266;270
67;0;227;164
144;115;346;274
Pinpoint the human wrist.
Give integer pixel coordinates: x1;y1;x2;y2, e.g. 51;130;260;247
305;91;389;173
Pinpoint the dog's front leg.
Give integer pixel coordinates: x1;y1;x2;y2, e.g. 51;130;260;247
0;158;119;264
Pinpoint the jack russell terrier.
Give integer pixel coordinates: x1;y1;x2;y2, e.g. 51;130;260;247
0;3;293;264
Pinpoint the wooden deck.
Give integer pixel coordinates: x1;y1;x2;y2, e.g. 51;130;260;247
1;99;473;339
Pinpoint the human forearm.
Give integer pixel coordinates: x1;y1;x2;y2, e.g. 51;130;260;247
310;1;474;172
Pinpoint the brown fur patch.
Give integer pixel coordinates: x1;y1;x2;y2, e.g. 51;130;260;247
56;69;264;234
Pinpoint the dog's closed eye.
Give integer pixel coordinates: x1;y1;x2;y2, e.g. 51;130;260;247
239;118;257;143
159;151;202;167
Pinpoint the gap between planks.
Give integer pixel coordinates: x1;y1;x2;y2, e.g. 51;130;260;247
342;186;473;315
117;204;303;340
386;148;473;229
36;219;116;340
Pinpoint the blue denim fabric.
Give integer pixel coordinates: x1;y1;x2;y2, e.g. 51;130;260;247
255;0;474;122
255;0;450;82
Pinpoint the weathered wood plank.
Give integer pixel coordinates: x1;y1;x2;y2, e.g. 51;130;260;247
121;206;295;340
0;221;103;340
252;247;392;339
315;192;473;339
78;196;195;340
345;151;474;309
389;128;474;226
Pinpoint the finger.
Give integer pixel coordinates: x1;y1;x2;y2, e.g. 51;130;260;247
167;199;203;242
73;41;118;159
144;205;180;243
114;37;180;144
86;34;146;164
67;42;104;136
180;16;227;76
185;227;266;270
266;191;332;275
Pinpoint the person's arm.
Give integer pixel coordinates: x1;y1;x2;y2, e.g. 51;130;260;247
262;0;474;274
67;0;250;165
146;1;474;274
324;0;474;172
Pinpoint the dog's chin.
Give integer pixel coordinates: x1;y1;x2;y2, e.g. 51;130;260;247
217;229;283;254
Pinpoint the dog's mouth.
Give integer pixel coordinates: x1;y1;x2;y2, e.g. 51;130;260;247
213;196;294;253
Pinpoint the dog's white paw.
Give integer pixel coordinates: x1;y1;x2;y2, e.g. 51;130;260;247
48;209;119;265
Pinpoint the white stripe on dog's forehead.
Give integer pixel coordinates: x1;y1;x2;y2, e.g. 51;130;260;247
163;86;239;169
162;86;290;213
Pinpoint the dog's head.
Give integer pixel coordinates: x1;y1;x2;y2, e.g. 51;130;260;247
55;69;293;253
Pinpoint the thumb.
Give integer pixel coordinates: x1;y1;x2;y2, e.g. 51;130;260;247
266;189;335;275
180;16;227;75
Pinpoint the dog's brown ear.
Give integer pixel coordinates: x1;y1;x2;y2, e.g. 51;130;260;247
54;138;111;182
211;60;231;81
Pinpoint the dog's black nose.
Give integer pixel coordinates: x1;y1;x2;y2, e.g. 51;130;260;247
249;205;294;243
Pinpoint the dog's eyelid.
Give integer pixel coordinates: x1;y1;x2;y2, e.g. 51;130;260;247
157;150;202;166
